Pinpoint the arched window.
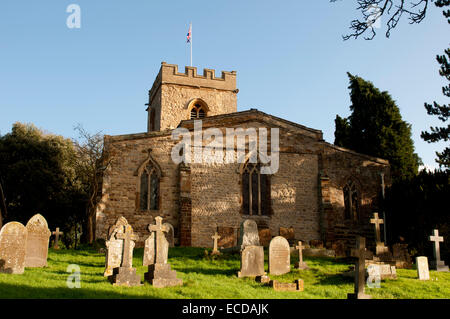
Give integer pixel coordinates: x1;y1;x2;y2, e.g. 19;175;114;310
343;180;359;221
242;161;271;216
139;163;160;211
190;103;207;119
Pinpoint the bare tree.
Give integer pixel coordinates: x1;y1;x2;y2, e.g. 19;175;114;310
332;0;434;40
73;124;109;244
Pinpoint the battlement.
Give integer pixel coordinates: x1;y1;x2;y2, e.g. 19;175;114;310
149;62;237;99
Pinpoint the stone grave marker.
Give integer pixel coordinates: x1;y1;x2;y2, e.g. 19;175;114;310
211;231;221;255
347;236;371;299
268;236;291;275
294;241;308;270
24;214;51;268
51;227;64;250
271;279;303;292
0;222;28;274
370;212;388;255
104;217;130;276
416;256;430;280
238;245;266;278
238;219;260;249
144;216;182;287
429;229;449;272
108;223;142;286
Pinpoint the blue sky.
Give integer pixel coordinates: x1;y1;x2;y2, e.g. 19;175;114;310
0;1;448;169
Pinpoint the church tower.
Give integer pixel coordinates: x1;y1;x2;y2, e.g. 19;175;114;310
146;62;238;132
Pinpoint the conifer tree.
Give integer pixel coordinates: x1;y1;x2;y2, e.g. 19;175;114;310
335;73;421;181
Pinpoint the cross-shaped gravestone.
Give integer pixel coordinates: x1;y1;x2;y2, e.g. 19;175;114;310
149;216;169;264
115;225;138;269
295;241;308;270
370;212;384;243
52;227;64;249
211;231;221;255
429;229;449;272
348;236;371;299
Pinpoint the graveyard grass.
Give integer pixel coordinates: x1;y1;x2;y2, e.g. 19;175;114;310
0;246;449;299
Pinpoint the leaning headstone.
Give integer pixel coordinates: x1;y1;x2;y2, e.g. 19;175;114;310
238;219;260;249
416;256;430;280
347;236;371;299
24;214;51;267
269;236;291;275
0;222;28;274
108;223;142;286
144;216;182;288
51;227;64;250
429;229;449;272
238;245;266;278
163;222;175;247
294;241;308;270
104;217;130;276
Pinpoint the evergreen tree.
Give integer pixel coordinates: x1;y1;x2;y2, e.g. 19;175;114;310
335;73;421;181
421;1;450;170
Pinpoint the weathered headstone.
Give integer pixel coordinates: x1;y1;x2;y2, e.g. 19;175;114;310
104;217;130;277
0;222;28;274
271;279;303;292
24;214;51;268
108;223;142;286
429;229;449;272
347;236;371;299
370;212;388;255
51;227;64;250
217;226;236;249
238;245;266;278
269;236;291;275
294;241;308;270
238;219;260;249
258;228;272;247
144;216;182;287
416;256;430;280
163;222;175;247
211;231;221;255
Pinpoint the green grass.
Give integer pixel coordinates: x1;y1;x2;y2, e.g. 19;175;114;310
0;246;449;299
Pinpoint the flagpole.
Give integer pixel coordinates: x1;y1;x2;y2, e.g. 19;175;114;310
190;22;192;67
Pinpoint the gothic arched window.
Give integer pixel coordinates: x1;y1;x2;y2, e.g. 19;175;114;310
190;103;207;119
139;163;160;211
343;180;359;221
242;161;271;216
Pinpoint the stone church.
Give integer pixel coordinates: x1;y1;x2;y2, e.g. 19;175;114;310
95;62;390;252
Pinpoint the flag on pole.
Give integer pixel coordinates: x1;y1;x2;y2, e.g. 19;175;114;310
186;24;192;43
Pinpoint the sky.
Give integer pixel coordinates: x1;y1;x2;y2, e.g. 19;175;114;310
0;1;448;170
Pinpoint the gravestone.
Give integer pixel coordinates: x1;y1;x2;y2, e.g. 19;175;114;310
51;227;64;250
279;227;295;245
416;256;430;280
347;236;371;299
104;217;130;276
211;231;221;255
238;219;260;249
0;222;28;274
164;222;175;247
271;279;303;292
258;228;271;247
370;212;389;255
429;229;449;272
24;214;51;268
144;216;182;287
108;223;142;286
294;241;308;270
269;236;291;275
217;226;236;249
238;245;266;278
